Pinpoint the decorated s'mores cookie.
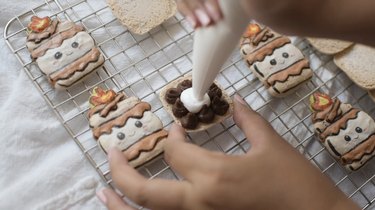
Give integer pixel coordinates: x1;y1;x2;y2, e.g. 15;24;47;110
159;76;233;132
310;92;375;171
240;24;313;97
88;87;168;167
26;16;105;89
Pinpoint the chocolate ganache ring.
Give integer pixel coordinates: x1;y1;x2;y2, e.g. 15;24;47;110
159;75;233;132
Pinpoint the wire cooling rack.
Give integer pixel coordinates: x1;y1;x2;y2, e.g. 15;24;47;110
4;0;375;209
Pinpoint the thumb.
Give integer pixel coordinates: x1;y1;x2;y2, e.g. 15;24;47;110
97;188;136;210
233;94;280;147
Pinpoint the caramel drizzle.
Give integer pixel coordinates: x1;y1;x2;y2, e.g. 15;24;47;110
266;59;310;86
124;129;168;161
93;102;151;139
30;24;84;59
49;48;101;85
312;99;342;123
241;28;274;45
27;20;59;43
271;73;311;94
245;37;291;65
341;134;375;164
251;28;274;46
320;109;360;140
88;93;126;118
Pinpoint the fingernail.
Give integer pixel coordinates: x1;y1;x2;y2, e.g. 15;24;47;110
195;9;210;26
205;2;221;22
108;147;117;161
234;94;247;106
186;16;197;28
96;189;107;205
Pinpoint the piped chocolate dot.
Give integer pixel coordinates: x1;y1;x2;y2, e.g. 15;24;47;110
177;80;192;92
54;52;62;59
135;120;143;128
181;113;199;129
198;105;215;123
71;42;79;48
165;88;181;104
117;132;125;140
172;99;188;118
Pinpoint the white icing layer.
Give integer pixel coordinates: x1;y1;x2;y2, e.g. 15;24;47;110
250;43;304;80
324;111;375;157
180;88;210;113
98;111;163;152
54;54;104;89
37;31;95;75
89;96;140;128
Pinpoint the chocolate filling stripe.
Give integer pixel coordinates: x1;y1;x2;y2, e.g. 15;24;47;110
314;107;355;137
271;71;312;94
341;134;375;164
253;64;264;77
266;59;310;86
89;102;143;129
49;48;102;85
320;109;360;140
327;140;342;157
49;48;92;75
88;93;126;118
30;24;84;59
56;61;103;88
312;99;342;123
252;28;274;46
245;37;291;65
124;129;168;161
27;20;59;43
93;102;151;139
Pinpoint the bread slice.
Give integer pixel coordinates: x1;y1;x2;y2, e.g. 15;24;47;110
307;38;353;55
159;75;233;133
107;0;177;34
334;44;375;90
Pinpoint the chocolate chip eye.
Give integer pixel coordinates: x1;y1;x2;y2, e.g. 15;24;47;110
135;121;143;128
117;132;125;140
270;59;277;65
355;127;363;133
71;42;79;48
344;135;351;142
54;52;62;59
282;52;289;58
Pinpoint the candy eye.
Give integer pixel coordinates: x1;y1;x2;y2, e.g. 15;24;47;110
344;135;351;142
355;127;363;133
135;121;143;128
270;59;277;65
71;42;79;48
282;52;289;58
117;132;125;140
54;52;62;59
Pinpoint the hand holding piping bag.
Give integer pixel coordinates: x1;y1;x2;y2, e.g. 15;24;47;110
97;96;359;210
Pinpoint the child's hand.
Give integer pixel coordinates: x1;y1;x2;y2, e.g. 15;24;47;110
177;0;222;28
97;95;360;210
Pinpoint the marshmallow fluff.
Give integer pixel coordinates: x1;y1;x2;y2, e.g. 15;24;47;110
180;88;210;113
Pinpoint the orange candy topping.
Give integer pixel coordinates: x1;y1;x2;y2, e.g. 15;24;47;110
27;16;51;33
244;24;261;37
89;87;117;107
310;92;333;111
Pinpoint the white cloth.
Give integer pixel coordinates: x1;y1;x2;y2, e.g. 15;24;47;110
0;1;105;209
